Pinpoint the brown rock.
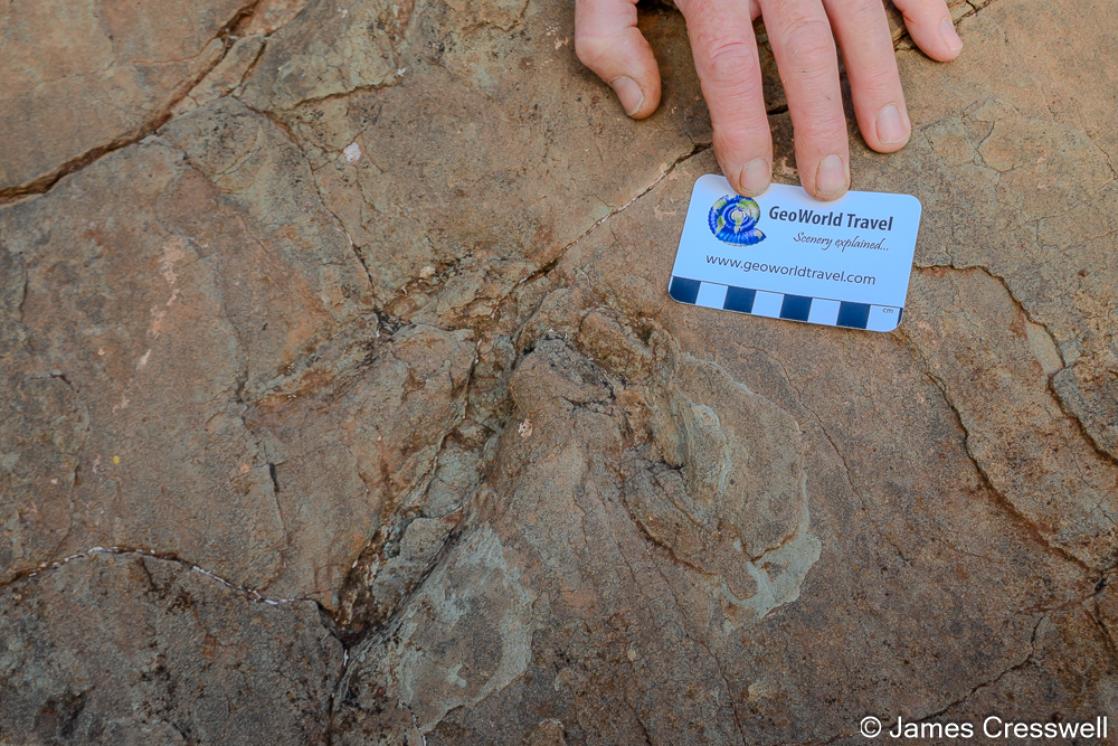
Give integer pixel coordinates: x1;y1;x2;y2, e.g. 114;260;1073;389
0;97;372;587
240;0;706;318
0;0;252;194
0;551;341;744
247;324;476;611
1;0;1115;742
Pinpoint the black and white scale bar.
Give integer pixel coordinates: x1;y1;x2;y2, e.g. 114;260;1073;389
668;276;903;332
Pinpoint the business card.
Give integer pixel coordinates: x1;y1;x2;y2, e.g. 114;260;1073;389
668;176;922;332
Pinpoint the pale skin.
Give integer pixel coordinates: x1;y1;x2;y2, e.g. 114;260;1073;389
574;0;963;200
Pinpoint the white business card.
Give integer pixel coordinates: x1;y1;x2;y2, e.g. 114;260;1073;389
668;175;923;332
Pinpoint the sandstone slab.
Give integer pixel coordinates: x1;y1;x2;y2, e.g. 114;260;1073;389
1;0;1115;742
0;0;253;194
0;551;341;744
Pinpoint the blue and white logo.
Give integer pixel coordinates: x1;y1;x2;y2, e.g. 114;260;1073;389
708;194;766;246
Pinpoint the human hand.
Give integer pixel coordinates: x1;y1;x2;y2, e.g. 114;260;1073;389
575;0;963;200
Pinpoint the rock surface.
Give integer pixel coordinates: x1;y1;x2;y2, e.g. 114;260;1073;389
0;550;341;744
1;0;1116;743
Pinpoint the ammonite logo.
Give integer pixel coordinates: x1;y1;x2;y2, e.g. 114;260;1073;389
708;195;766;246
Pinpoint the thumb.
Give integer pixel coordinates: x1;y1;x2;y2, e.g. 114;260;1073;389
575;0;662;119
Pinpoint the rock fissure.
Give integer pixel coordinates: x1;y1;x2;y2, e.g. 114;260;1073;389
915;264;1117;467
911;613;1046;724
0;545;311;606
0;0;269;204
903;340;1094;575
4;0;1116;740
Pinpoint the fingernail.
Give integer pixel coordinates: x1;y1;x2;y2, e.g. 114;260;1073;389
815;154;848;200
610;76;645;117
940;18;963;54
875;104;909;146
739;158;771;196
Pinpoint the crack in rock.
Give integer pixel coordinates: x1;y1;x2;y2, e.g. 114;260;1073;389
0;0;270;204
2;545;309;606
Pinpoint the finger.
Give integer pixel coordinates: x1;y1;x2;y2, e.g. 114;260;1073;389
575;0;662;119
759;0;849;200
824;0;910;152
892;0;963;61
677;0;772;196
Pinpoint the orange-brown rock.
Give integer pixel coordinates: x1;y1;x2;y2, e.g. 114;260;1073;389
1;0;1115;742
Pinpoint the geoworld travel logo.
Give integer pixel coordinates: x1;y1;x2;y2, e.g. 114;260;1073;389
708;194;766;246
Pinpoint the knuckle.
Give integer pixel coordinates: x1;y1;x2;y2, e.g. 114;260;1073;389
574;34;611;69
678;0;715;16
702;38;760;85
778;16;835;65
840;0;883;23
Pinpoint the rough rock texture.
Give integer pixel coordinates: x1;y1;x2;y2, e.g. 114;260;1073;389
1;0;1116;743
0;550;341;743
0;0;256;195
